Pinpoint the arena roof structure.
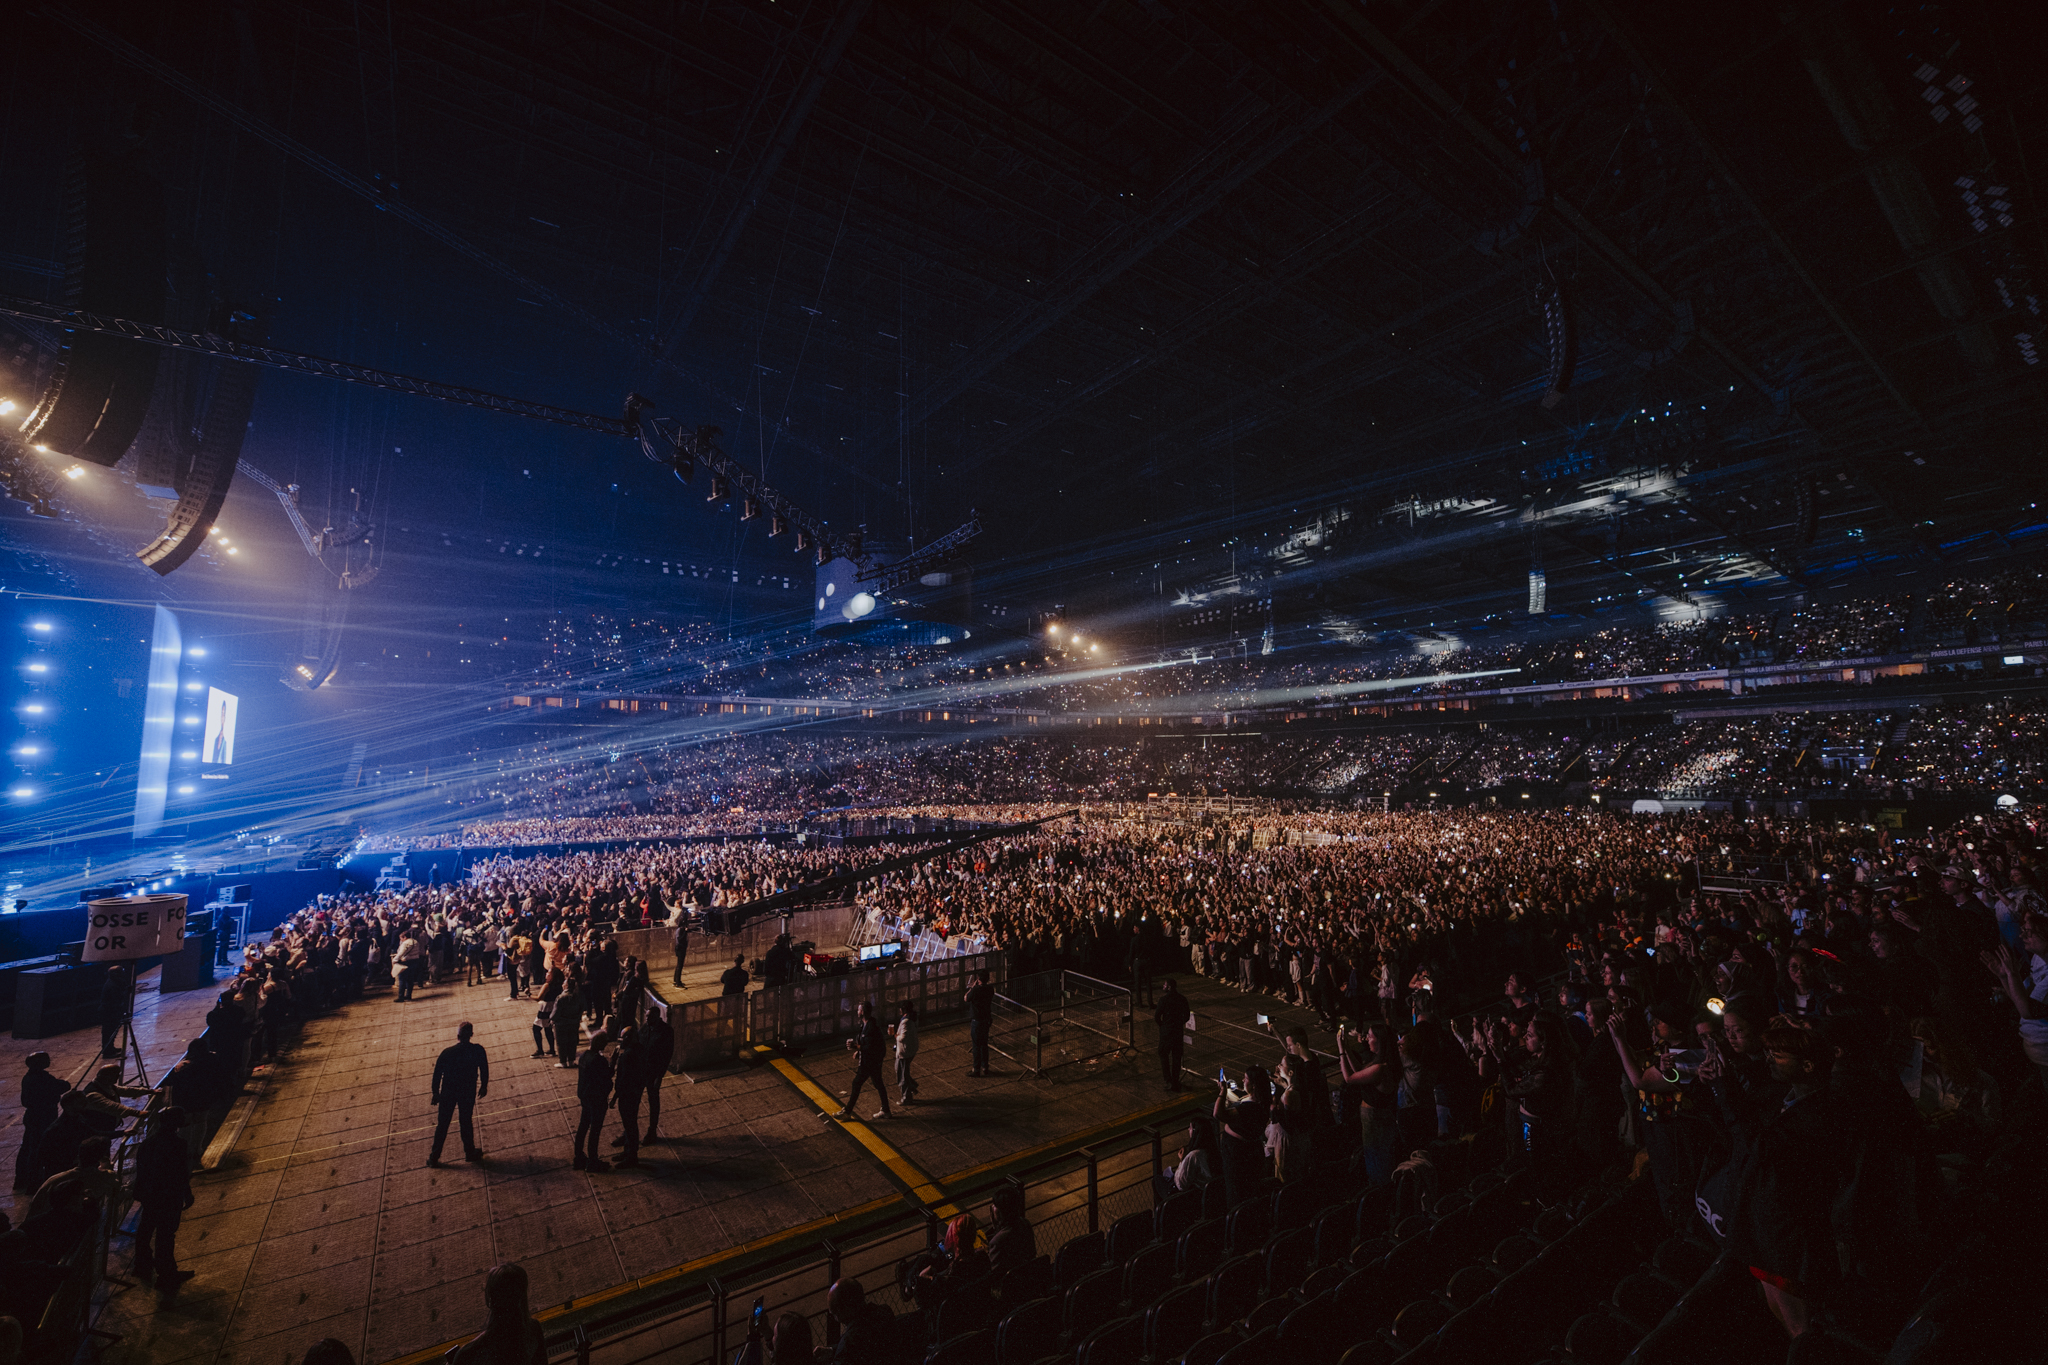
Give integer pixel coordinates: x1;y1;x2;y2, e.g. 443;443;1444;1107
1;0;2044;637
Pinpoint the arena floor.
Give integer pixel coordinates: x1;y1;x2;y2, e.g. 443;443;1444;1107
4;951;1322;1365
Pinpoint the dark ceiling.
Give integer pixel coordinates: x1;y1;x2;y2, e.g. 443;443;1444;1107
4;0;2047;642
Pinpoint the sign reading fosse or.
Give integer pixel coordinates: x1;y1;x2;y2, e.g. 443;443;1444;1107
83;894;189;962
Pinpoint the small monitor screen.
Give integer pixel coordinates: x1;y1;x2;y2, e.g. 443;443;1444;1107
858;941;904;963
203;687;239;764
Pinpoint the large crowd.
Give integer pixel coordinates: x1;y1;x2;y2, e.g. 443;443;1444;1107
373;699;2048;855
12;778;2047;1359
495;575;2048;727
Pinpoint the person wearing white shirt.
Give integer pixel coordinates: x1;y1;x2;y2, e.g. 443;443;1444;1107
894;1004;920;1107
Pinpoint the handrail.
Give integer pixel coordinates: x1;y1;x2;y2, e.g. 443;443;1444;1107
378;1100;1194;1365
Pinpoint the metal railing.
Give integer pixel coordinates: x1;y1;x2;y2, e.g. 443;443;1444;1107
528;1111;1178;1365
993;969;1133;1075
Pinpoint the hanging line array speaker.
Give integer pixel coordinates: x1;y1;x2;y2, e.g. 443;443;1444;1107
19;148;168;466
136;344;261;574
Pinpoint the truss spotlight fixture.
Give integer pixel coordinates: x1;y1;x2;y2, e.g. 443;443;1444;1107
816;543;829;565
741;497;760;522
848;530;863;558
769;513;788;538
706;474;728;503
621;392;651;437
671;452;695;484
794;527;812;553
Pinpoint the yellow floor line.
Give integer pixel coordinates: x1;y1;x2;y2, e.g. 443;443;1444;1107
757;1048;960;1218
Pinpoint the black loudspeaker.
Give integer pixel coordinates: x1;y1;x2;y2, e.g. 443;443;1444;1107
19;149;167;467
137;349;259;574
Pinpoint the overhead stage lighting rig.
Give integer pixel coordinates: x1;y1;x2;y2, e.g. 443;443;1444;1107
624;392;850;564
0;292;984;579
855;514;984;597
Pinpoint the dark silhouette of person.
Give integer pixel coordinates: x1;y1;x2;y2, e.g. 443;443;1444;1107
14;1052;69;1194
720;955;750;996
670;913;690;988
964;971;994;1076
610;1025;646;1168
1154;980;1191;1090
99;965;132;1058
640;1006;674;1141
131;1105;195;1293
830;1001;891;1122
575;1031;614;1171
451;1262;548;1365
553;976;585;1067
300;1338;357;1365
429;1021;489;1166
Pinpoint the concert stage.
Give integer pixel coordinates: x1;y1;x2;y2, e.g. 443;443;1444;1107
3;949;1317;1365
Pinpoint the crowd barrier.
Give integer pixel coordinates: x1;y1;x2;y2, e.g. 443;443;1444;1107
989;969;1134;1076
610;903;854;977
661;991;746;1072
25;993;266;1365
742;951;1006;1050
469;1099;1179;1365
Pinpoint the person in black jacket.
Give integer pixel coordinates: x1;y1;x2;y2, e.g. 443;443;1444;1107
963;971;994;1077
450;1262;548;1365
164;1040;220;1171
1723;1023;1838;1341
831;1002;892;1122
1153;980;1191;1090
100;965;132;1058
670;914;690;988
553;975;585;1068
609;1025;646;1168
640;1006;675;1142
132;1105;195;1293
429;1022;489;1167
586;940;620;1024
13;1052;68;1194
574;1031;614;1172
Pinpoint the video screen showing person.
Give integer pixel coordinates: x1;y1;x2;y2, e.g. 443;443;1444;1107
203;687;239;764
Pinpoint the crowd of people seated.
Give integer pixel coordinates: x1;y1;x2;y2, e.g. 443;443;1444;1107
368;697;2048;856
494;575;2048;731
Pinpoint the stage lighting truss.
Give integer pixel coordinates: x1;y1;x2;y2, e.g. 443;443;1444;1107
626;394;856;562
854;513;985;597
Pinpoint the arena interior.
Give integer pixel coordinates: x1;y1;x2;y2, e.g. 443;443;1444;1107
3;5;2048;1365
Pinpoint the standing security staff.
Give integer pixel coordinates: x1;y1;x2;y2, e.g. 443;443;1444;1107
553;975;585;1068
609;1025;647;1168
829;1001;892;1122
574;1030;614;1172
670;911;691;988
132;1104;196;1293
428;1021;488;1166
964;971;994;1077
640;1004;675;1142
1154;980;1191;1091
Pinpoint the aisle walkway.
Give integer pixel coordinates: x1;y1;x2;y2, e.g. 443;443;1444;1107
66;957;1322;1365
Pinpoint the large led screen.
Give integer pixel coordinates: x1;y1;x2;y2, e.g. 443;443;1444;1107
203;687;238;765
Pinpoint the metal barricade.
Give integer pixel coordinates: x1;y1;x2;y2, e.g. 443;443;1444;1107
745;952;1007;1048
668;992;746;1072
